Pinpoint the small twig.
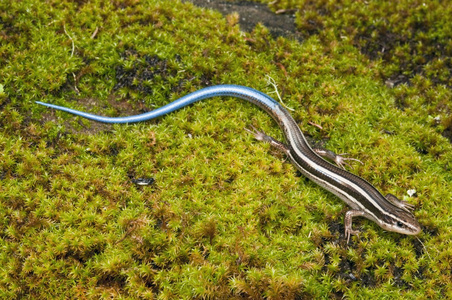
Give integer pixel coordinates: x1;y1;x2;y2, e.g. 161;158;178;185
416;236;431;261
63;24;75;57
63;25;79;93
115;227;136;245
72;73;79;94
90;27;99;39
275;9;297;15
276;62;288;77
115;220;141;245
308;121;323;130
265;75;295;111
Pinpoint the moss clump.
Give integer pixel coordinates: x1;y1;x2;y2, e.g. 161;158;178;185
259;0;452;143
1;0;451;298
264;0;451;85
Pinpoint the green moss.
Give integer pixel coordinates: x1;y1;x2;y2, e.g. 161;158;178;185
261;0;452;143
0;0;451;298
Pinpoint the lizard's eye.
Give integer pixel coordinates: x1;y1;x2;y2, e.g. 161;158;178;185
396;221;404;228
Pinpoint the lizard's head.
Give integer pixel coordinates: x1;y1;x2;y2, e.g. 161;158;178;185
378;207;421;236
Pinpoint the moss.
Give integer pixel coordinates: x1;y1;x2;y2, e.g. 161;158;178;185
261;0;452;142
0;0;451;298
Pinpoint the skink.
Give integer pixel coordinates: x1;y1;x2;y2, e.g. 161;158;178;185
36;84;421;242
